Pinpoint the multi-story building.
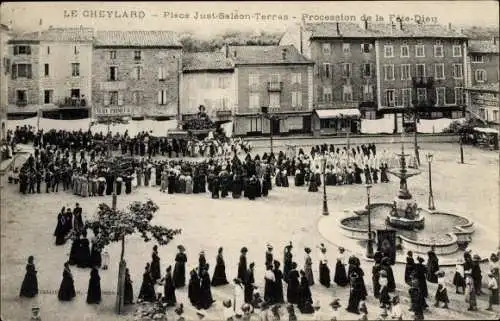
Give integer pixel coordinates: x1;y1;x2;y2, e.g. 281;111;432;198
465;84;499;130
7;27;93;119
181;51;235;122
228;45;314;136
92;31;182;119
0;24;9;144
281;22;468;133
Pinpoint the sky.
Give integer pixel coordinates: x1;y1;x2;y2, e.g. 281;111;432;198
1;1;498;37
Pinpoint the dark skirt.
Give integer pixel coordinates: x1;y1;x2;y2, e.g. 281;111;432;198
319;263;331;288
124;279;134;305
58;275;76;301
68;240;80;266
453;272;465;288
491;288;499;305
90;246;102;268
211;263;229;286
334;261;348;286
138;279;156;302
20;272;38;298
86;278;102;304
173;262;186;288
435;285;449;303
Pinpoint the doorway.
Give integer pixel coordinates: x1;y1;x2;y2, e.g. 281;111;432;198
271;118;280;135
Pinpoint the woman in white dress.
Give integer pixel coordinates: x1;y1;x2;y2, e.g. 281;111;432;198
233;278;245;317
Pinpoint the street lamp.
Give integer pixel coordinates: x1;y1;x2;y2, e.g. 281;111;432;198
426;153;435;210
366;184;374;259
322;155;329;216
261;107;278;155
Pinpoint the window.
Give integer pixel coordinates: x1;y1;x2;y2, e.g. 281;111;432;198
249;74;259;87
400;45;409;57
269;74;280;84
364;111;377;120
134;50;142;60
269;92;280;109
16;90;27;105
471;55;484;63
453;64;463;78
218;76;229;89
109;66;118;81
401;88;412;107
434;43;444;57
417;88;427;104
11;64;32;79
416;64;426;77
44;90;53;104
493;110;498;121
415;45;425;57
74;46;79;55
44;64;49;77
361;43;371;53
110;51;117;59
475;69;487;82
342;85;353;102
401;64;411;80
323;87;332;102
158;90;168;105
71;89;80;99
436;87;446;106
455;87;464;105
384;45;394;58
479;108;486;119
71;63;80;77
362;64;372;78
47;46;50;55
249;93;260;109
342;63;351;78
13;45;31;55
291;91;302;108
323;63;331;78
158;66;166;80
434;63;445;80
385;89;396;107
322;43;331;55
452;45;462;57
384;64;395;80
291;73;302;84
342;43;350;54
363;85;373;101
132;66;143;80
132;91;142;105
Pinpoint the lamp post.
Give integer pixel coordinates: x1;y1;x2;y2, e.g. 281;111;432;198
322;155;329;216
426;153;435;210
261;107;278;155
366;184;374;259
459;134;464;164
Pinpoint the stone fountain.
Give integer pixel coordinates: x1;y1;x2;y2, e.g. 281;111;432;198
386;134;425;230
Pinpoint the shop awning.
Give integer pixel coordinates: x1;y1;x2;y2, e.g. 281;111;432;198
474;127;498;134
314;109;360;119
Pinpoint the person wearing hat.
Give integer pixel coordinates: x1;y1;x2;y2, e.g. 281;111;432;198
372;252;383;299
379;269;391;315
453;257;466;294
471;254;484;296
405;251;415;286
199;264;214;309
198;251;207;278
162;265;177;307
238;247;248;282
150;245;162;284
318;244;331;288
334;247;348;287
304;247;314;286
244;263;256;304
283;242;293;284
264;264;276;304
265;244;274;268
212;247;229;287
173;245;187;288
188;269;201;309
413;256;429;309
273;260;285;304
346;271;364;314
426;250;440;284
464;269;478;311
381;256;396;293
138;263;156;303
434;270;449;309
19;256;38;298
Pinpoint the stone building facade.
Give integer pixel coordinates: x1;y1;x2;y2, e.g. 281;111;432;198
0;24;9;143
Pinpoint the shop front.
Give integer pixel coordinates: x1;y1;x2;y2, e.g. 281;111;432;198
312;108;361;136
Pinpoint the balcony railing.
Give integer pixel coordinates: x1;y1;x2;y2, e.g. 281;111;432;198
216;110;232;117
412;77;435;88
16;100;27;107
57;97;87;108
267;81;283;91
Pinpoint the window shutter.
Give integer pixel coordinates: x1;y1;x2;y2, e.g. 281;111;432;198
158;91;162;104
158;67;162;80
118;92;124;106
298;92;302;107
27;65;32;79
317;86;323;102
14;46;19;55
26;46;31;55
104;93;110;106
131;67;136;80
11;64;17;79
329;65;334;78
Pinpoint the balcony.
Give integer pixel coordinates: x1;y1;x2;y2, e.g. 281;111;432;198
216;110;232;118
16;100;28;107
57;97;87;108
267;81;283;92
412;77;435;88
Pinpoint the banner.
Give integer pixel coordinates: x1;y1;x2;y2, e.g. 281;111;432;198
377;229;397;265
94;106;132;116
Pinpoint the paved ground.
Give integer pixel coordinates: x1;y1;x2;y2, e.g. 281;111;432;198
0;142;499;321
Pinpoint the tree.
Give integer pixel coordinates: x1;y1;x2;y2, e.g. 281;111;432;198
85;199;181;313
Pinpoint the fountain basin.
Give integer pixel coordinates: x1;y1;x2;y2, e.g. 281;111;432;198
339;203;475;255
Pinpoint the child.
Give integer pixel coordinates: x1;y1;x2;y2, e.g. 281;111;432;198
487;271;498;311
453;258;465;294
379;270;391;317
286;304;297;321
223;299;234;321
329;299;341;321
465;271;478;311
102;250;110;270
434;270;449;308
390;296;402;320
358;301;368;321
175;303;185;321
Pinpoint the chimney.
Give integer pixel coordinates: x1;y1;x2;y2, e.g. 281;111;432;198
399;18;403;31
225;43;229;58
38;19;42;39
336;22;340;35
364;20;368;30
282;48;287;60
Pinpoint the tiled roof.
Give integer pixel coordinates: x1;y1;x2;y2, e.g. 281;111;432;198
228;45;312;65
10;28;94;42
307;22;466;38
182;52;233;72
94;30;181;47
468;40;499;54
